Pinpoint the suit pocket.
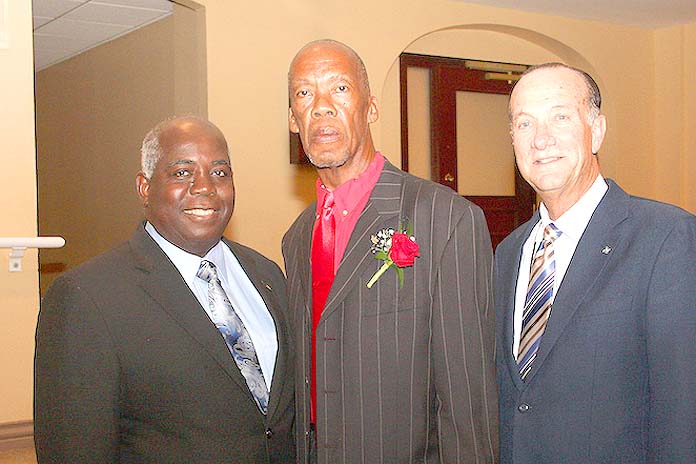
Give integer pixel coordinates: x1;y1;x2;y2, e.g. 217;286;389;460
359;278;422;316
572;285;639;319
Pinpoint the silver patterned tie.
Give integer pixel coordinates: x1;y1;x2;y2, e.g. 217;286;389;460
197;260;269;414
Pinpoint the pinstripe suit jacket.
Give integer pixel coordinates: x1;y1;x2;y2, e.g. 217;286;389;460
282;161;499;463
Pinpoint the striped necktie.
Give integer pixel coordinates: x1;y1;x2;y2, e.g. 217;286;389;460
197;260;269;414
518;223;561;380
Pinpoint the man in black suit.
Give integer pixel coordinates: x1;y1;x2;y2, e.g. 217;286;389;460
496;63;696;463
34;116;295;463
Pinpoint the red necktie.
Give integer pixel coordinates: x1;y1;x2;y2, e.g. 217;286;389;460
311;191;336;424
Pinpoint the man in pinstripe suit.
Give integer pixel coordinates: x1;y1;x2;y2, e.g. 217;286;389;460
283;39;498;464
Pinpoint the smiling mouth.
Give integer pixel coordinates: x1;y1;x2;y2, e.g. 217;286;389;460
184;208;216;218
535;157;562;165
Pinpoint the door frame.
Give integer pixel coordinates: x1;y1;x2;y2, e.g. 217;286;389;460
399;53;536;248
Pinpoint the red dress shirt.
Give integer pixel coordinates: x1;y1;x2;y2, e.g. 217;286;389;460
314;152;385;273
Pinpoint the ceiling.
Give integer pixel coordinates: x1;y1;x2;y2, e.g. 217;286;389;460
32;0;696;72
459;0;696;28
32;0;172;71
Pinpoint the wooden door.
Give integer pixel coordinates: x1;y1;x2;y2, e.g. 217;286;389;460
400;54;535;249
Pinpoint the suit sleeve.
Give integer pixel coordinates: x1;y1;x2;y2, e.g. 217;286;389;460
34;275;120;463
645;215;696;462
432;204;499;463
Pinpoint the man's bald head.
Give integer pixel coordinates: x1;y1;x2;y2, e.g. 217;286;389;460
288;39;371;96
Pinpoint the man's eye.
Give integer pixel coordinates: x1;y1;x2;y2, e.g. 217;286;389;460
296;89;309;97
212;169;228;177
516;120;531;130
174;169;190;178
336;85;348;92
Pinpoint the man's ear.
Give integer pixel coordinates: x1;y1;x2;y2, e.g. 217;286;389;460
367;96;379;124
288;107;299;134
591;114;607;154
136;172;151;207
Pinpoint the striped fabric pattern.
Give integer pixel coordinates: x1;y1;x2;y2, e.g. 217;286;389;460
283;161;499;463
517;223;561;380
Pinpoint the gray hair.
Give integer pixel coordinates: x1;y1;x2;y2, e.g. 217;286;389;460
140;122;166;178
140;116;228;178
509;62;602;123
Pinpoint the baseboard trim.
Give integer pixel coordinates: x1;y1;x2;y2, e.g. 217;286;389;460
0;420;34;452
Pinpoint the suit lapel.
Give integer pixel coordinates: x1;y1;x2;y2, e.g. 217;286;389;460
284;203;317;416
290;206;316;334
322;162;402;320
500;214;539;391
525;181;630;382
128;227;253;402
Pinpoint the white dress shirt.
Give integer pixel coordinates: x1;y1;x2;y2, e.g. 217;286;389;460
512;175;608;358
145;222;278;387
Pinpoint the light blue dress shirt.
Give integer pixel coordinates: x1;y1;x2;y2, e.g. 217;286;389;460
145;222;278;387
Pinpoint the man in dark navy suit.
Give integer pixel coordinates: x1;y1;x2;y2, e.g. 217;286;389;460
495;63;696;463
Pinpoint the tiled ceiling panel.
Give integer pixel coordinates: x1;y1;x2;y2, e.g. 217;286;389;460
33;0;172;71
37;17;129;41
62;2;169;27
32;0;84;18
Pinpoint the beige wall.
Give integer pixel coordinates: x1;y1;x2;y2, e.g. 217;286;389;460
0;0;39;423
687;23;696;214
35;3;205;293
3;0;696;427
654;22;696;212
197;0;695;266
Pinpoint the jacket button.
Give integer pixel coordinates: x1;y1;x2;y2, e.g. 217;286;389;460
265;428;273;439
517;403;530;413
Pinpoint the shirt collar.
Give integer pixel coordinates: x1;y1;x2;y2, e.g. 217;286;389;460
144;221;225;285
315;152;385;217
538;175;608;241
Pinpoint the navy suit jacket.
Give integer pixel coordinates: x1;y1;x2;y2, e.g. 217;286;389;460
495;180;696;463
34;224;295;463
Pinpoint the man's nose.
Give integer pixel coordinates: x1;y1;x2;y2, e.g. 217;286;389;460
189;173;216;195
533;124;556;150
312;92;336;118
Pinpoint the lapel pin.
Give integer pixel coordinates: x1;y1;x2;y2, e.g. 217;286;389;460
601;245;612;255
262;281;272;291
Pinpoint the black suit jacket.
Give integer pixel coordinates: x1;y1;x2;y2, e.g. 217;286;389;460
283;161;498;463
495;180;696;463
34;224;295;463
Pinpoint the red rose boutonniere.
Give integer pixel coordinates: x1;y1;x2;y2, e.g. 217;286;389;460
366;222;420;288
